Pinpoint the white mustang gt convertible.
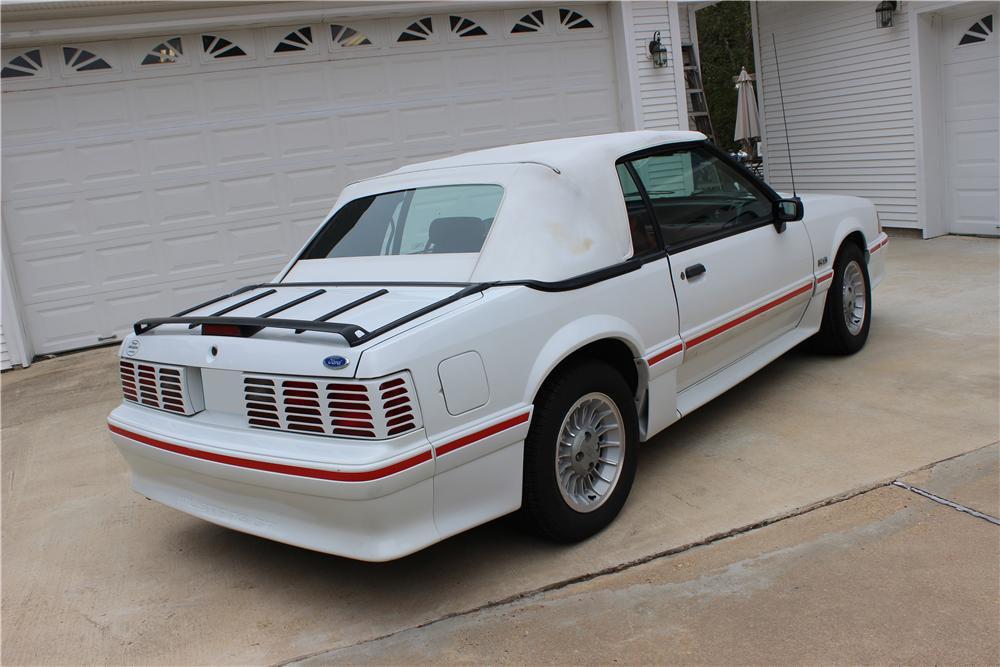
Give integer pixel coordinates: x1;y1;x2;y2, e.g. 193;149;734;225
108;131;887;561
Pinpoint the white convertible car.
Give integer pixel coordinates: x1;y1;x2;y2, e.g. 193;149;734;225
108;131;887;561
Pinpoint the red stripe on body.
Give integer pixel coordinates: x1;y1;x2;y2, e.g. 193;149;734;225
434;412;531;457
685;282;814;349
108;424;431;482
647;343;684;366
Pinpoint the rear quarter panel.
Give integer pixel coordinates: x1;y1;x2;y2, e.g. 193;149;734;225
354;259;680;446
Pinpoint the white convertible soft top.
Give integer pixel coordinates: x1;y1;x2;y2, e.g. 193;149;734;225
286;130;706;285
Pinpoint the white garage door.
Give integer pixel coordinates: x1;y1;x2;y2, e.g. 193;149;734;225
942;7;999;236
1;5;619;355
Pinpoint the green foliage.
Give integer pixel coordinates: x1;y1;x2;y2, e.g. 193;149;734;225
694;1;755;152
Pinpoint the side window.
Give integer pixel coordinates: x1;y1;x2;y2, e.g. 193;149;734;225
615;163;659;255
626;147;773;248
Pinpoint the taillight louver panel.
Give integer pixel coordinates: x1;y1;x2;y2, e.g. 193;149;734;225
120;359;203;416
242;372;421;439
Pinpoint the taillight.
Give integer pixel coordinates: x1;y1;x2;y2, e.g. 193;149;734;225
119;359;205;415
242;371;421;439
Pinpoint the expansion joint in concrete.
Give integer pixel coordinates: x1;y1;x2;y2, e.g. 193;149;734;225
891;480;1000;526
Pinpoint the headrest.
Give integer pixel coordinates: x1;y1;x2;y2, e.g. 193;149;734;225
427;217;487;253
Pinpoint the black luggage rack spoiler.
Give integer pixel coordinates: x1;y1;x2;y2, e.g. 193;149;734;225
132;282;494;347
132;253;665;346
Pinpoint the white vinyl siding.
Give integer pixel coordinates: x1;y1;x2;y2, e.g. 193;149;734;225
632;1;684;131
755;1;918;228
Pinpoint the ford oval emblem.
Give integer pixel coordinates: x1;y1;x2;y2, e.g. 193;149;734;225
323;355;349;370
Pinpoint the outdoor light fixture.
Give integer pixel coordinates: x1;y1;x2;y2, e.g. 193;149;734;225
648;31;668;68
875;1;898;28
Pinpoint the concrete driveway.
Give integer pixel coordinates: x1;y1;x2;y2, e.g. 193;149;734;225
2;233;997;665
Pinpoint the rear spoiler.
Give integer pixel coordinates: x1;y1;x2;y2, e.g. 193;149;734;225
132;283;492;347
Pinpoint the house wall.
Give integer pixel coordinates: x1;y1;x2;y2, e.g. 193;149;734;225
754;1;919;229
632;1;686;131
0;1;688;365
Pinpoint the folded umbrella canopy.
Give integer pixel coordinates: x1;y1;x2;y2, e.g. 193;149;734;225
734;66;761;146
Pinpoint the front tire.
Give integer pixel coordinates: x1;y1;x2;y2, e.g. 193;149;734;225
521;359;639;542
814;242;872;355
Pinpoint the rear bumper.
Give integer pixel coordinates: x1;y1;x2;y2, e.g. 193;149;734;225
109;405;439;561
108;402;532;561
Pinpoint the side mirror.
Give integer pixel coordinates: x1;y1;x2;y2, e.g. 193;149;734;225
774;197;804;232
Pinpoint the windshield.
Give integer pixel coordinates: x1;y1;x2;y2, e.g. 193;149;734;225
300;184;504;259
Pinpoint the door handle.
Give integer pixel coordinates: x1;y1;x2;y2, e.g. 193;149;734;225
683;263;706;280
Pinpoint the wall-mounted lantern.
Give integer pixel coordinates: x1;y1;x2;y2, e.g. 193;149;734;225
648;31;668;68
875;1;898;28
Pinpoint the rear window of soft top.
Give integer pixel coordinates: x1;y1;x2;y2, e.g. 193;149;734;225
301;184;504;259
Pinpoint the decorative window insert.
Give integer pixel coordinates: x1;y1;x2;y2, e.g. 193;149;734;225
141;37;183;65
511;10;545;33
242;371;422;440
330;24;373;47
274;26;313;53
2;49;43;78
62;46;112;72
398;17;434;42
450;15;488;38
559;8;594;30
959;15;994;45
202;34;247;59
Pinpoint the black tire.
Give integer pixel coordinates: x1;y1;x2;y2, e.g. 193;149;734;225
813;242;872;355
521;359;639;542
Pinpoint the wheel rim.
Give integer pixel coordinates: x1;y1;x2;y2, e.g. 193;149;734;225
555;392;625;513
842;260;867;336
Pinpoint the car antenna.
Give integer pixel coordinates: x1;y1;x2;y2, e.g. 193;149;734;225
771;33;797;198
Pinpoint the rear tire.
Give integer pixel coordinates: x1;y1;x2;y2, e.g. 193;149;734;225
521;359;639;542
814;242;871;355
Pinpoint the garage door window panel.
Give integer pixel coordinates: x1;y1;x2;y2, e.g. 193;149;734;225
201;34;252;61
302;184;503;258
140;38;184;66
623;147;774;251
330;24;375;49
510;10;546;34
2;49;45;79
397;18;435;43
61;46;115;74
449;16;489;39
272;27;316;55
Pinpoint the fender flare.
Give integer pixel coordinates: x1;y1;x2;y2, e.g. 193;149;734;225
522;314;647;406
828;211;874;262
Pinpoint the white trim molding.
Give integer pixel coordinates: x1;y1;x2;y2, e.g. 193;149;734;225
1;225;33;369
610;0;643;131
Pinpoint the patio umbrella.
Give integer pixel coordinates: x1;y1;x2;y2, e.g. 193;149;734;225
734;66;760;151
